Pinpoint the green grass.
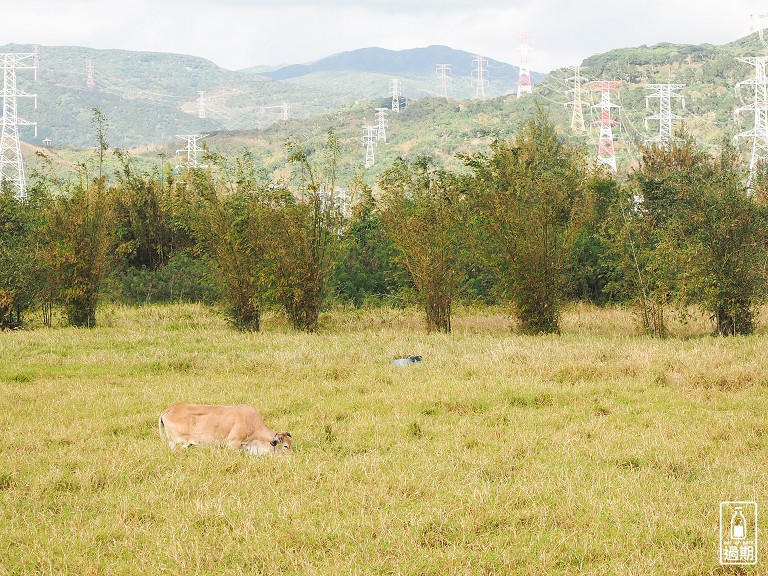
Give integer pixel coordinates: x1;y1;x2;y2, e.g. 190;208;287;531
1;303;767;574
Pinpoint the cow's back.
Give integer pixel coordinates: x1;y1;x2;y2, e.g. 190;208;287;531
160;403;272;449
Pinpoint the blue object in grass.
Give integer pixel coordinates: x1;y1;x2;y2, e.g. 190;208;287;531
392;355;423;366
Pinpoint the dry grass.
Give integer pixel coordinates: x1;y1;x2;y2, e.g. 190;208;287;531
1;302;767;574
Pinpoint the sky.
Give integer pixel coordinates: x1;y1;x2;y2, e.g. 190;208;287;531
3;0;768;73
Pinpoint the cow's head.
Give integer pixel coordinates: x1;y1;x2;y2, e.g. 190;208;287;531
270;432;293;453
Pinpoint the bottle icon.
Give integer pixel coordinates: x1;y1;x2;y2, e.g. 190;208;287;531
731;506;747;540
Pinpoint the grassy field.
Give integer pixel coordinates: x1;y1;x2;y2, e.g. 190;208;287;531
1;303;767;575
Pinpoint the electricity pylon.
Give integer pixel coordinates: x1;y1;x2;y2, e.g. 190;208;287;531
644;83;685;146
390;79;402;112
375;108;388;143
436;64;451;99
751;11;768;44
257;104;290;122
472;55;488;99
516;33;532;98
565;66;588;132
197;91;206;119
591;81;621;172
363;125;376;168
86;59;94;89
734;57;768;184
176;134;207;168
0;52;38;200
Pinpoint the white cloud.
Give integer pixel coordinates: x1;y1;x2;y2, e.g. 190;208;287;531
1;0;762;72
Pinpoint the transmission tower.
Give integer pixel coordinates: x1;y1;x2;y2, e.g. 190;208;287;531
0;52;38;200
751;11;768;44
86;59;94;89
644;83;685;146
363;125;376;168
375;107;388;143
516;33;532;98
734;57;768;183
436;64;451;99
390;79;402;112
565;66;588;132
335;188;352;219
590;81;621;172
175;134;207;168
472;55;488;99
197;91;206;119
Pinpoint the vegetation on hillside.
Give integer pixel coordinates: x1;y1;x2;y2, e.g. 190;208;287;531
3;107;768;336
10;32;768;158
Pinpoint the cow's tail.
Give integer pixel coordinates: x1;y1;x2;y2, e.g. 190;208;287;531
158;412;166;441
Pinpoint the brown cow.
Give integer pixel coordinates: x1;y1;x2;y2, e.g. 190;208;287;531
158;403;292;456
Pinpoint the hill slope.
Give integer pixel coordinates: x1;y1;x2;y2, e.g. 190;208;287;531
3;43;534;149
194;33;768;181
9;34;768;183
261;45;528;86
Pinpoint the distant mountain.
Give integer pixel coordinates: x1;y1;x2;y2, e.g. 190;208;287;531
261;45;532;84
5;34;763;158
2;43;533;149
179;33;768;182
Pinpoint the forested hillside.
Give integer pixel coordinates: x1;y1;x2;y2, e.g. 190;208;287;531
5;35;768;339
9;32;768;182
4;43;528;149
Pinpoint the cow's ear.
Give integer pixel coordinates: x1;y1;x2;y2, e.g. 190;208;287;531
270;439;279;446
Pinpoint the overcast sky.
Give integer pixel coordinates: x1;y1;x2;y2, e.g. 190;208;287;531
4;0;767;72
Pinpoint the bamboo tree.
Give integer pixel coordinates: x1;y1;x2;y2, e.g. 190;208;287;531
378;156;465;332
332;177;404;307
465;109;589;334
175;152;268;330
620;134;768;336
267;131;344;332
40;109;114;327
0;182;46;328
42;175;113;327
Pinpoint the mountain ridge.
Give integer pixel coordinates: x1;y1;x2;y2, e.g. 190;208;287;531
3;34;766;159
1;42;536;148
259;45;528;82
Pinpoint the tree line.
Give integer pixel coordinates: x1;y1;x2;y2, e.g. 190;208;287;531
1;108;767;336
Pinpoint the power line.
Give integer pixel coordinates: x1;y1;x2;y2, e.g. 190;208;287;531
436;64;451;99
591;80;621;172
615;90;640;169
0;52;37;200
472;55;488;100
565;65;588;132
197;91;206;119
644;83;685;146
390;79;402;113
734;56;768;186
86;59;94;90
363;125;376;168
375;107;388;143
175;134;207;168
516;33;532;98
